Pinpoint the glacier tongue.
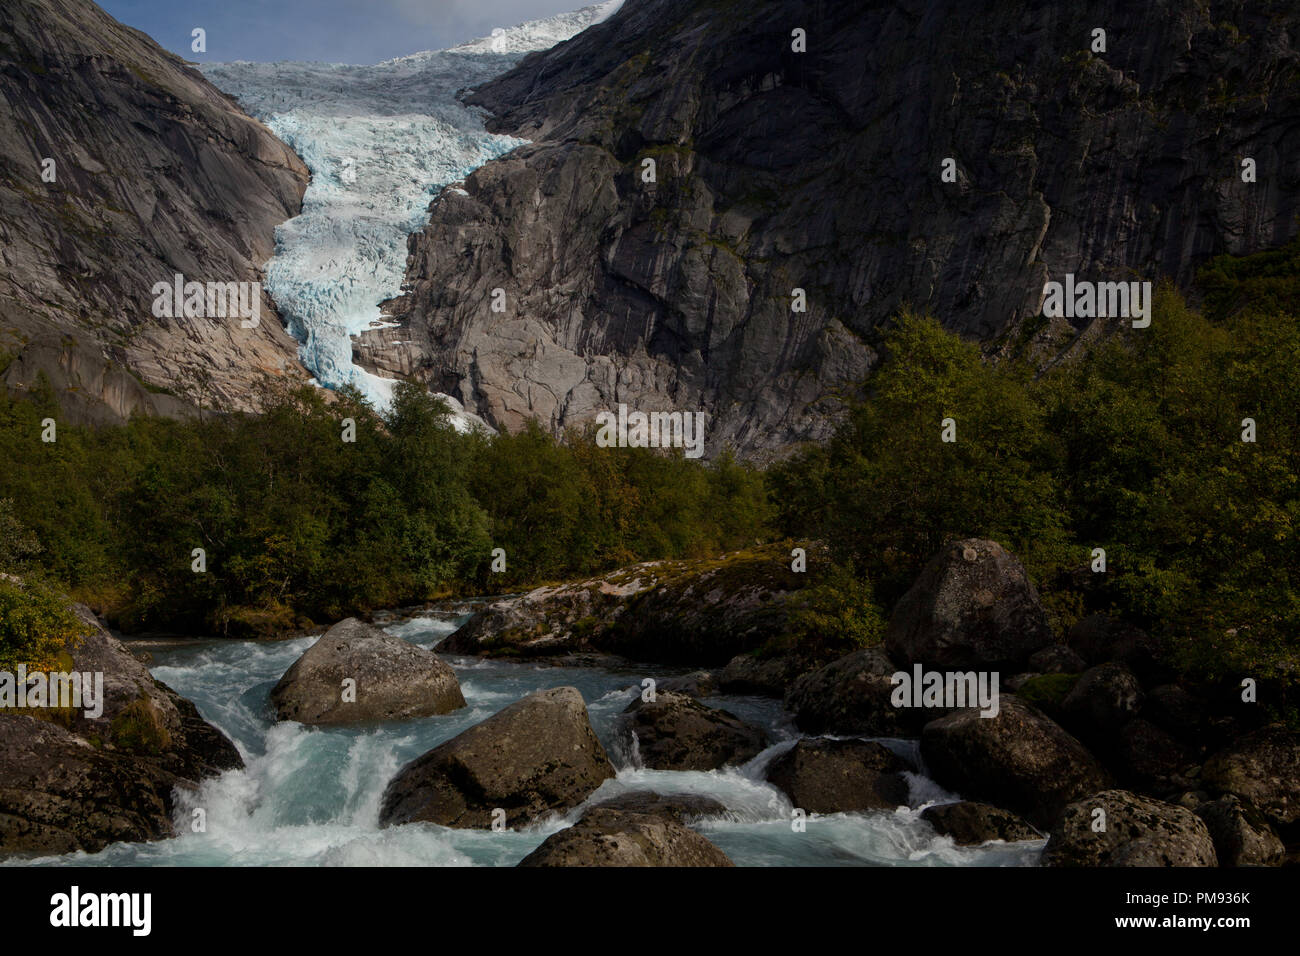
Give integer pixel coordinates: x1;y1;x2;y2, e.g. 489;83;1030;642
201;2;623;422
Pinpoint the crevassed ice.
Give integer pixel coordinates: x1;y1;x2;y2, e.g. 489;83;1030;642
201;2;624;425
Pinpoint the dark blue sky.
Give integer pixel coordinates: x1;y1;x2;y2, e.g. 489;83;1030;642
100;0;584;64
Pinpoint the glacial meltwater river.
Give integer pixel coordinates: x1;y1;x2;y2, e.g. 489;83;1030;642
19;612;1044;867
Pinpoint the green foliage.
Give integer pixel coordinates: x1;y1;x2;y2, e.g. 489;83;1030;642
0;379;772;633
110;696;171;754
0;577;89;672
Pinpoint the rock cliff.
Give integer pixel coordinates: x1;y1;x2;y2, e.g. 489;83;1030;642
359;0;1300;457
0;0;311;423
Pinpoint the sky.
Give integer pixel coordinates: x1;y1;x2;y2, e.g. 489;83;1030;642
99;0;588;64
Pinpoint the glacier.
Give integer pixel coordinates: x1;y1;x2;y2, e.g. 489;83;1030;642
201;1;623;423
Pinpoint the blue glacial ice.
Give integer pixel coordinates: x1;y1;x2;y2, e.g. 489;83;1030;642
201;2;623;423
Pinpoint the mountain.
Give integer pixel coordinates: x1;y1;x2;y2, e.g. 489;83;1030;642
0;0;310;423
198;2;623;413
355;0;1300;458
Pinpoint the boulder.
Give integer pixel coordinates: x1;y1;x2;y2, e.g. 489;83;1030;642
921;802;1041;845
517;809;733;867
719;653;810;697
1143;684;1205;740
765;738;910;813
270;618;464;725
656;671;720;698
920;694;1110;828
586;790;728;822
785;648;920;736
1027;644;1086;674
1194;795;1286;867
1115;719;1194;794
1060;662;1144;738
1202;724;1300;830
884;539;1053;671
619;692;768;772
1067;614;1165;681
1042;789;1218;867
379;687;614;829
0;602;241;857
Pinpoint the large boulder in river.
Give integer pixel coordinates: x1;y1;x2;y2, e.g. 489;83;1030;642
0;598;241;857
1201;724;1300;830
765;738;910;813
921;802;1041;845
517;808;733;867
379;687;614;829
884;539;1053;671
785;648;921;736
1043;790;1218;867
619;692;767;771
920;694;1111;828
270;618;464;725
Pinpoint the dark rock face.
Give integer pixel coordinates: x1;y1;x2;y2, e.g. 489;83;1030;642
765;738;910;814
1043;790;1218;867
270;618;465;725
884;539;1053;671
357;0;1300;458
517;808;733;867
719;652;809;697
1060;663;1144;737
0;0;311;424
1115;718;1194;795
1202;725;1300;830
784;647;916;737
619;691;767;771
1027;645;1086;675
656;670;720;698
920;695;1111;829
1067;615;1166;681
1194;795;1285;867
921;802;1041;845
0;603;241;857
379;687;615;829
586;790;727;823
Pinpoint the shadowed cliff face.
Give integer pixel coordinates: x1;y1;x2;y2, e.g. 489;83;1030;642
357;0;1300;459
0;0;311;423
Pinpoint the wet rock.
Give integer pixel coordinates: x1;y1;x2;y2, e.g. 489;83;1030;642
719;653;810;697
785;648;918;737
884;539;1054;671
0;601;241;857
270;617;464;725
656;670;720;698
619;691;767;771
1194;795;1285;867
1043;789;1218;867
517;808;733;867
765;738;910;813
586;790;727;822
921;802;1041;845
920;694;1110;828
379;687;615;829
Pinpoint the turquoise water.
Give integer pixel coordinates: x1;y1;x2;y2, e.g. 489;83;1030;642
18;613;1043;867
